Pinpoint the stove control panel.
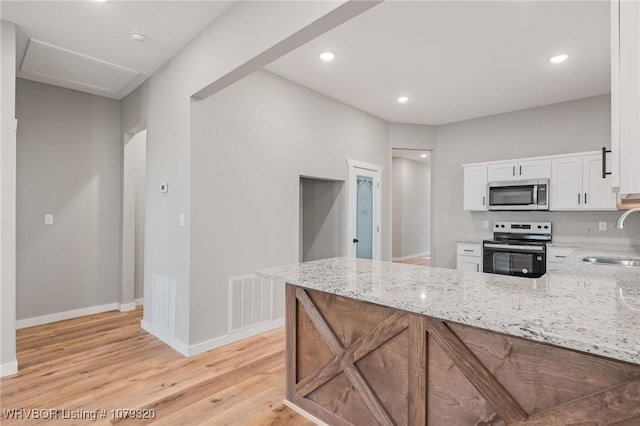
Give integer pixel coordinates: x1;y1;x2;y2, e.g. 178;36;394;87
493;221;552;234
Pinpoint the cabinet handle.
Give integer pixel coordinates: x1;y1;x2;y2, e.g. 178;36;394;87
602;147;612;179
482;196;485;206
578;193;581;204
476;264;479;272
584;193;587;204
519;165;522;175
555;255;567;259
512;166;515;176
463;249;474;252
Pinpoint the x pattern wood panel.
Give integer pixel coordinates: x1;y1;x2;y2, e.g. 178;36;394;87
287;286;640;426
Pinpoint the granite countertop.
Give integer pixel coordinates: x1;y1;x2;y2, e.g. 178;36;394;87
258;255;640;365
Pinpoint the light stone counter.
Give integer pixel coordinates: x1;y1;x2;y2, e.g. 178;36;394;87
258;256;640;365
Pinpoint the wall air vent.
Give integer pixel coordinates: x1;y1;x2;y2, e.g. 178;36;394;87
20;39;139;99
228;274;273;333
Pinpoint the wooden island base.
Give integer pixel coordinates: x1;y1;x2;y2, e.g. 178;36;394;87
285;285;640;425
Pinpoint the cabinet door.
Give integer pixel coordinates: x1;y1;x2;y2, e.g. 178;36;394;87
518;159;551;180
487;163;516;182
583;154;617;210
463;165;488;211
613;0;640;194
551;157;582;210
457;255;481;272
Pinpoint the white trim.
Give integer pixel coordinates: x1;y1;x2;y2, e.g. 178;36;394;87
135;297;144;306
347;158;384;172
0;360;18;377
283;400;330;426
118;302;136;312
16;303;119;329
141;319;189;356
462;150;601;168
391;251;430;262
188;318;284;357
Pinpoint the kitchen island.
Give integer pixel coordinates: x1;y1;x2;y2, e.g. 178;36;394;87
258;257;640;425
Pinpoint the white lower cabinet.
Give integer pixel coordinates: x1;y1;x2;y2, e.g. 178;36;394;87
456;242;482;272
550;154;617;211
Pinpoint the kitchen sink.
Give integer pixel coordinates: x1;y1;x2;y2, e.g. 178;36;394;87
582;256;640;267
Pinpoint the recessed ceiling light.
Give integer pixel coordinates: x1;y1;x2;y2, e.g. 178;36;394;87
397;96;410;103
549;54;569;64
420;153;427;158
319;52;335;62
130;32;147;43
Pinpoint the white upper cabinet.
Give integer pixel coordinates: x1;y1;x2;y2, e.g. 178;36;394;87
551;154;617;211
611;0;640;194
463;165;488;211
487;159;551;182
551;156;582;210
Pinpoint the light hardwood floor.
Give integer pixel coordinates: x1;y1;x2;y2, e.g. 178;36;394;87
395;256;430;266
0;308;310;425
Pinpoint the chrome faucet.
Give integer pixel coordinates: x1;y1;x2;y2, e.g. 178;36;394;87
616;207;640;229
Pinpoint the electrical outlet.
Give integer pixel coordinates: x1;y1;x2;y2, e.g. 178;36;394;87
160;182;169;193
482;220;489;228
599;221;607;231
44;214;53;225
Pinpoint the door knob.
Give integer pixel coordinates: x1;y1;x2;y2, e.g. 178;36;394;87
353;238;359;243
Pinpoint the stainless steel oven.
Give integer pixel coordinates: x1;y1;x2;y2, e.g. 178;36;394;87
483;222;551;279
488;179;549;211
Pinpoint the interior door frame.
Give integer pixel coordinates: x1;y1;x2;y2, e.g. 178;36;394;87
347;159;383;260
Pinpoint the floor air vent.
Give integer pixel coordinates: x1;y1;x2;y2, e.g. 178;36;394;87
229;274;273;333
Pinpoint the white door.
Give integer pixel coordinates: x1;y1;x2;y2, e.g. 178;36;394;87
551;156;582;210
463;165;488;211
488;162;517;182
348;160;382;260
583;154;617;210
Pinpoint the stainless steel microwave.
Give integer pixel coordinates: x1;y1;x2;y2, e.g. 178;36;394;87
488;179;549;211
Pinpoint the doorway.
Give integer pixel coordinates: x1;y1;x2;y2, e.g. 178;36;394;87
299;177;346;262
121;128;147;311
347;160;382;260
391;149;431;266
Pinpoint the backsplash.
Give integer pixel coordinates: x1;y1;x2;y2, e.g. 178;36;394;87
468;210;640;245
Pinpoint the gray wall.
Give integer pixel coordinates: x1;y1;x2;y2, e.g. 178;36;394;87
15;79;121;319
120;1;345;346
392;157;431;258
301;178;346;262
432;94;640;268
190;70;390;344
1;20;17;372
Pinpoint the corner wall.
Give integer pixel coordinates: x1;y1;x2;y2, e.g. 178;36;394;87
1;19;17;376
190;70;390;346
15;79;122;320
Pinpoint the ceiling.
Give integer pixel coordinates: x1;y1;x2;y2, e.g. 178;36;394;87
392;149;430;165
1;1;234;99
265;1;611;125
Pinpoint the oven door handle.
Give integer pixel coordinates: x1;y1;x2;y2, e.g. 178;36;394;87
483;243;545;252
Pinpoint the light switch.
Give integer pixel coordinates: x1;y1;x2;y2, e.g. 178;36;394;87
44;214;54;225
179;213;185;227
599;221;607;231
482;220;489;228
160;182;168;193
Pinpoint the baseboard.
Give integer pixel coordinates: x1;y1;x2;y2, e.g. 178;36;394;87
118;302;136;312
134;298;144;306
140;320;189;356
16;302;119;329
283;399;329;426
186;318;285;357
0;359;18;378
392;251;430;261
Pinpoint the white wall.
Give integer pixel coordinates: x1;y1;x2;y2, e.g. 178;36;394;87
301;178;346;262
392;157;431;258
190;70;390;344
1;20;17;376
15;79;121;319
432;94;639;268
120;1;350;348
